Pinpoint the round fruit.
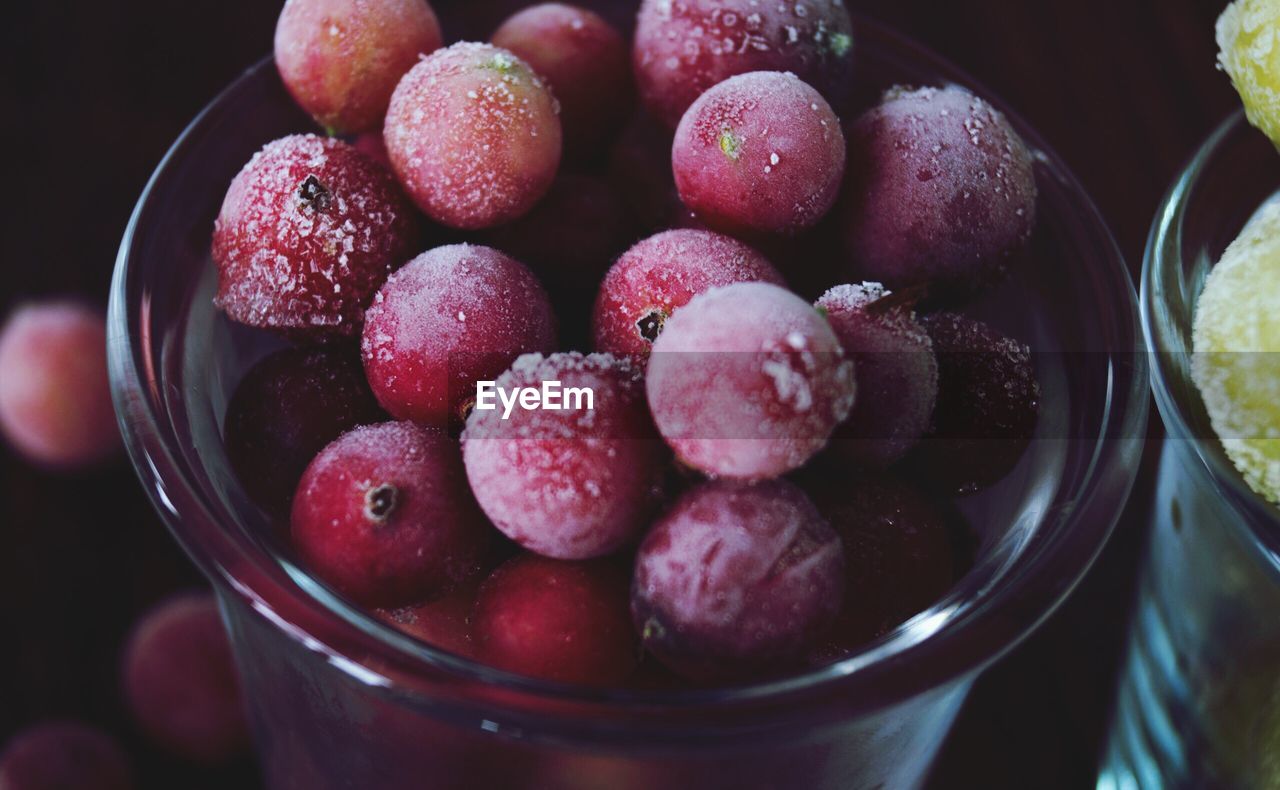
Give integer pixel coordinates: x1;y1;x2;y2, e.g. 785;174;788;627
384;42;562;229
912;313;1040;494
223;345;384;517
840;85;1037;293
592;229;783;361
673;71;845;236
473;554;638;686
0;302;119;469
632;480;844;680
291;422;491;607
633;0;855;127
646;281;856;480
121;593;247;763
212;134;419;337
491;3;632;154
361;244;557;426
274;0;443;134
0;722;133;790
815;282;937;467
463;353;666;560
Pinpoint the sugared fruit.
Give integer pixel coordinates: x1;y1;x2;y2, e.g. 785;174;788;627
212;134;419;337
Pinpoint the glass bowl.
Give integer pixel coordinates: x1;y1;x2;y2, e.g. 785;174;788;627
1099;109;1280;789
108;16;1148;790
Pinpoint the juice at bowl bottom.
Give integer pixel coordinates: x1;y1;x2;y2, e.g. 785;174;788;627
1099;111;1280;790
108;20;1147;790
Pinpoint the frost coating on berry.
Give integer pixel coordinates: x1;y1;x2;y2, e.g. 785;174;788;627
212;135;419;337
462;352;667;559
361;244;557;425
912;313;1040;494
631;480;844;679
0;302;119;468
291;422;491;607
816;282;937;467
592;229;783;360
492;3;633;153
840;85;1038;292
384;42;562;229
633;0;855;127
646;281;855;480
1192;200;1280;504
673;71;845;235
275;0;443;134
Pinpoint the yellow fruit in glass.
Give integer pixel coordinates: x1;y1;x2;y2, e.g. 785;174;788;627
1219;0;1280;147
1192;200;1280;504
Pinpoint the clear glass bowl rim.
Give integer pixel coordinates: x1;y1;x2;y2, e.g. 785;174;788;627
1143;108;1280;557
107;16;1150;739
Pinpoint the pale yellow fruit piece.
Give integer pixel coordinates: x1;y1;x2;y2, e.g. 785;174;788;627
1192;200;1280;504
1219;0;1280;146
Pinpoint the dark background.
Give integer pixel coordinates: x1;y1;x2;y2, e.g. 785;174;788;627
0;1;1238;787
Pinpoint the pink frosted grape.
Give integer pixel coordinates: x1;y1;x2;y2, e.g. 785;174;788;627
0;722;133;790
384;42;562;230
815;282;937;467
592;229;783;361
631;479;844;680
840;85;1038;293
491;3;633;155
292;422;492;607
274;0;443;134
462;353;667;560
0;302;119;469
646;281;856;480
361;244;558;426
122;594;247;763
212;134;420;337
912;312;1040;494
673;71;845;236
633;0;854;128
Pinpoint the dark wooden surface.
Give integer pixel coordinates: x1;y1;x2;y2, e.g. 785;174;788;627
0;2;1239;788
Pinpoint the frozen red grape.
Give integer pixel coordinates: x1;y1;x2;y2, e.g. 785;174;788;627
805;474;957;655
0;302;119;469
462;353;666;560
377;576;482;657
212;134;419;337
673;71;845;236
274;0;443;134
121;593;247;763
592;229;783;361
840;85;1038;293
816;282;937;467
631;480;843;679
472;554;638;686
646;281;856;480
223;346;384;517
292;421;491;607
0;722;133;790
912;313;1040;494
384;42;562;229
633;0;854;127
361;244;557;426
491;3;632;155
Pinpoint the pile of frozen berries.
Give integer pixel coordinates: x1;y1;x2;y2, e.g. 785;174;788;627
216;0;1042;688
